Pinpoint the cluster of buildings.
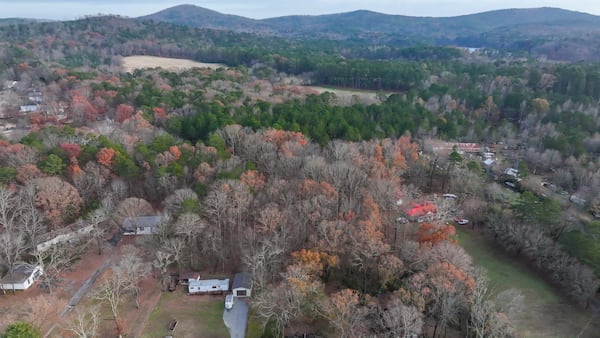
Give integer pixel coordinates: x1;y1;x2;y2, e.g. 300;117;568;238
185;272;252;298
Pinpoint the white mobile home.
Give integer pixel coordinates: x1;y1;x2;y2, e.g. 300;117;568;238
188;278;229;295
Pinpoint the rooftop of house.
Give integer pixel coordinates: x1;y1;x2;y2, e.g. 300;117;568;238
188;278;230;292
232;272;252;289
122;215;163;229
2;264;41;283
406;202;437;218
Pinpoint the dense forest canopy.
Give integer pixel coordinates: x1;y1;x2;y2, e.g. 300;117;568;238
0;12;599;338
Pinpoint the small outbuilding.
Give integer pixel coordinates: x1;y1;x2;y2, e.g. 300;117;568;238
19;105;39;113
232;272;252;298
504;168;519;179
1;265;43;291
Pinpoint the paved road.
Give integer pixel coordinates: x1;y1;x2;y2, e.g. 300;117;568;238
45;256;112;337
223;297;248;338
60;259;111;317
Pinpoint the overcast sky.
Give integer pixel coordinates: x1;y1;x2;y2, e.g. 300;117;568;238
1;1;599;20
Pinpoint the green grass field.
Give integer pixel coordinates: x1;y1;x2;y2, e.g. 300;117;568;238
457;227;599;338
141;291;229;338
457;228;560;302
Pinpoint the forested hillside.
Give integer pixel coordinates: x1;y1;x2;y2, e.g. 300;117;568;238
0;11;599;338
141;5;600;61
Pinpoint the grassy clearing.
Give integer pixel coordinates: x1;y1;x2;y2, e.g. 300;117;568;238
246;314;263;338
121;55;226;73
457;227;599;337
141;291;229;338
457;228;560;302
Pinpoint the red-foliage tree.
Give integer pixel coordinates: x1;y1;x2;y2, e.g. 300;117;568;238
263;129;308;148
97;147;115;168
153;107;167;120
31;177;83;228
60;143;82;164
70;93;98;121
115;104;135;123
66;163;83;179
16;164;45;184
169;145;181;161
240;170;266;191
418;222;457;245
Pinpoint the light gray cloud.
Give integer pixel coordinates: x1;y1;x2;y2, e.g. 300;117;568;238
0;0;598;20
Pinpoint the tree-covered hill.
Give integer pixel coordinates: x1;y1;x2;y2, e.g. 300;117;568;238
140;5;600;61
138;4;274;33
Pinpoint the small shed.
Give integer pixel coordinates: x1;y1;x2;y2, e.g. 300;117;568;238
232;272;252;298
177;271;201;285
122;216;163;235
19;105;39;113
504;168;519;178
188;278;229;295
1;265;43;291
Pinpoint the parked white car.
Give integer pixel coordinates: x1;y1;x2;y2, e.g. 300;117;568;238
225;294;234;310
454;217;469;225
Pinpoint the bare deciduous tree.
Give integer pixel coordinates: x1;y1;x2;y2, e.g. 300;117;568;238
470;271;522;338
164;188;198;215
174;212;204;268
153;250;176;291
379;297;423;338
217;124;245;155
86;209;109;255
36;242;82;293
73;161;110;202
65;306;100;338
25;293;67;332
242;236;285;292
0;231;26;275
114;245;149;309
317;288;371;338
0;187;19;231
94;269;126;337
19;198;46;251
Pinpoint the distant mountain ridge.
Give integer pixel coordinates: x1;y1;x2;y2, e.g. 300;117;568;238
138;5;600;60
139;5;600;38
138;5;274;33
0;18;51;26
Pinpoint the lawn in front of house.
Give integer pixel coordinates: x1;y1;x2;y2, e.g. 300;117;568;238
140;290;229;338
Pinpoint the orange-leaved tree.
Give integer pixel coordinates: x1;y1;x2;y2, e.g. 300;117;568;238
96;147;115;168
418;222;457;246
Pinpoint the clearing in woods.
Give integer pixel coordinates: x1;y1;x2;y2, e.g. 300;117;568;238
121;55;226;73
120;56;387;104
457;228;600;338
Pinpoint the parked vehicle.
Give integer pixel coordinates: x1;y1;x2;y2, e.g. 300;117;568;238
225;294;234;310
454;217;469;225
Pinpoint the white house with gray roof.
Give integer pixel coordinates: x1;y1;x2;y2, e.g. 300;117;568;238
122;216;164;235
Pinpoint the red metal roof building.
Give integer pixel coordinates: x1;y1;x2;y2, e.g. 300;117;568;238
406;202;437;220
